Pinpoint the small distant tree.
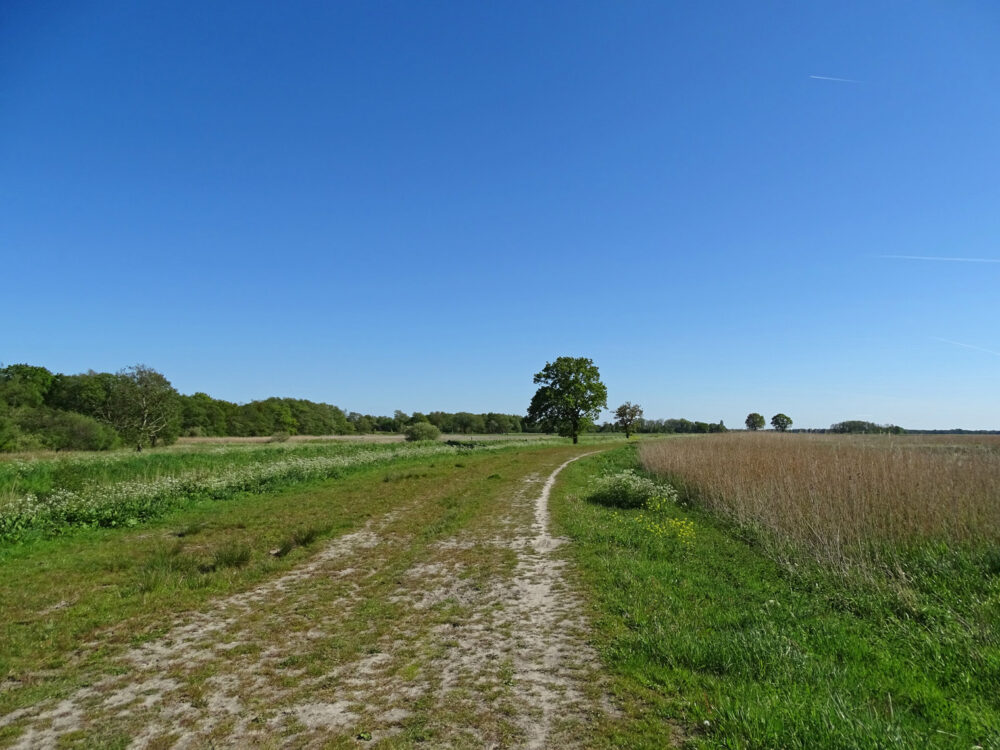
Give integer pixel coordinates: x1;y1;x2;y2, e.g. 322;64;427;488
404;422;440;442
745;412;765;431
771;413;792;432
614;402;643;439
526;357;608;444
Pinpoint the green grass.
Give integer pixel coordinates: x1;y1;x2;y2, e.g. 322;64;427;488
0;437;567;544
0;443;587;710
550;445;1000;749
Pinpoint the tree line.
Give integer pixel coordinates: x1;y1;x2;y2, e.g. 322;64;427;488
0;363;529;452
596;417;728;435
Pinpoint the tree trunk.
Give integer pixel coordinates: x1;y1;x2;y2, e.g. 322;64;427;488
572;434;578;444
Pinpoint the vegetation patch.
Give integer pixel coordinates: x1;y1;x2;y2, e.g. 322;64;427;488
0;439;558;545
586;468;674;509
551;445;1000;748
639;432;1000;571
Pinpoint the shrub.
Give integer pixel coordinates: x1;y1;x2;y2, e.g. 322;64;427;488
14;407;119;451
405;422;441;442
588;469;676;509
268;431;291;443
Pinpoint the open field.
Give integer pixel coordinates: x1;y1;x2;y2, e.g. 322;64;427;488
0;438;575;545
553;444;1000;748
1;436;997;748
639;433;1000;569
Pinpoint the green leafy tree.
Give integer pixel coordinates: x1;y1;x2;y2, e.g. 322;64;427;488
614;402;644;439
0;364;55;408
527;357;608;444
771;413;793;432
103;365;181;449
745;412;765;431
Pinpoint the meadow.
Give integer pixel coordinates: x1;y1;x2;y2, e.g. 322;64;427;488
551;437;1000;748
0;436;560;546
2;433;998;748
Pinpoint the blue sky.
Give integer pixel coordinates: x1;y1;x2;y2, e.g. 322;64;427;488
2;1;998;429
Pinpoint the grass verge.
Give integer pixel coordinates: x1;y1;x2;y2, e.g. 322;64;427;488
550;445;1000;749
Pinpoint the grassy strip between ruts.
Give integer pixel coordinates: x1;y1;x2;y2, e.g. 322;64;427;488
0;442;591;725
549;445;1000;749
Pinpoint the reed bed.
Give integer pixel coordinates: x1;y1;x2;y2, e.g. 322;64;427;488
640;433;1000;569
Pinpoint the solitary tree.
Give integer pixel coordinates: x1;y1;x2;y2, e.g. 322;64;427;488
527;357;608;444
771;413;793;432
745;412;765;431
614;402;643;439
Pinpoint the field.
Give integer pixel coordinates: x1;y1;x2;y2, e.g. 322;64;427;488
0;437;562;545
1;434;998;748
640;432;1000;569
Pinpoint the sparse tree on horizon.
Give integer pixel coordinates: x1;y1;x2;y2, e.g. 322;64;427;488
745;412;765;431
771;413;793;432
614;402;643;439
527;357;608;445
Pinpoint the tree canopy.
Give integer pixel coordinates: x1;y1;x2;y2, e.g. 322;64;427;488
770;413;793;432
614;402;643;439
104;365;182;449
526;357;608;444
745;413;765;431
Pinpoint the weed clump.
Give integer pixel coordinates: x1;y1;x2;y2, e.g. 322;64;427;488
587;469;676;509
210;542;252;570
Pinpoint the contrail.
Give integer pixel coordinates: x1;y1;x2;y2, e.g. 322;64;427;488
933;337;1000;357
809;74;864;83
879;255;1000;263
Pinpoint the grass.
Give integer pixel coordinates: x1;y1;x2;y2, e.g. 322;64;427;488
639;433;1000;570
550;444;1000;748
0;440;601;748
0;437;566;544
8;432;993;747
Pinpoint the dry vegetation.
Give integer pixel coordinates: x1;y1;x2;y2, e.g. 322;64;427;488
640;433;1000;569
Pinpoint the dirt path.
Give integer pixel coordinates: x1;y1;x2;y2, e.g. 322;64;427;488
1;452;613;748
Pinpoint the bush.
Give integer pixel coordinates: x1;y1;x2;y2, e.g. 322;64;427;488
587;469;676;509
14;407;119;451
405;422;441;442
268;431;291;443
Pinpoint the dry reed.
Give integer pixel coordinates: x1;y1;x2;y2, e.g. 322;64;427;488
640;433;1000;569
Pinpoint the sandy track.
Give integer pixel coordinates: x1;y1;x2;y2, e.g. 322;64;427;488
1;453;613;748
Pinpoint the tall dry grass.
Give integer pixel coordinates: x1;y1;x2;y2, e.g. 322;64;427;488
640;433;1000;569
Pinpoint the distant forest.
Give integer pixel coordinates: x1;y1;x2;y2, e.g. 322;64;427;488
0;364;528;452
